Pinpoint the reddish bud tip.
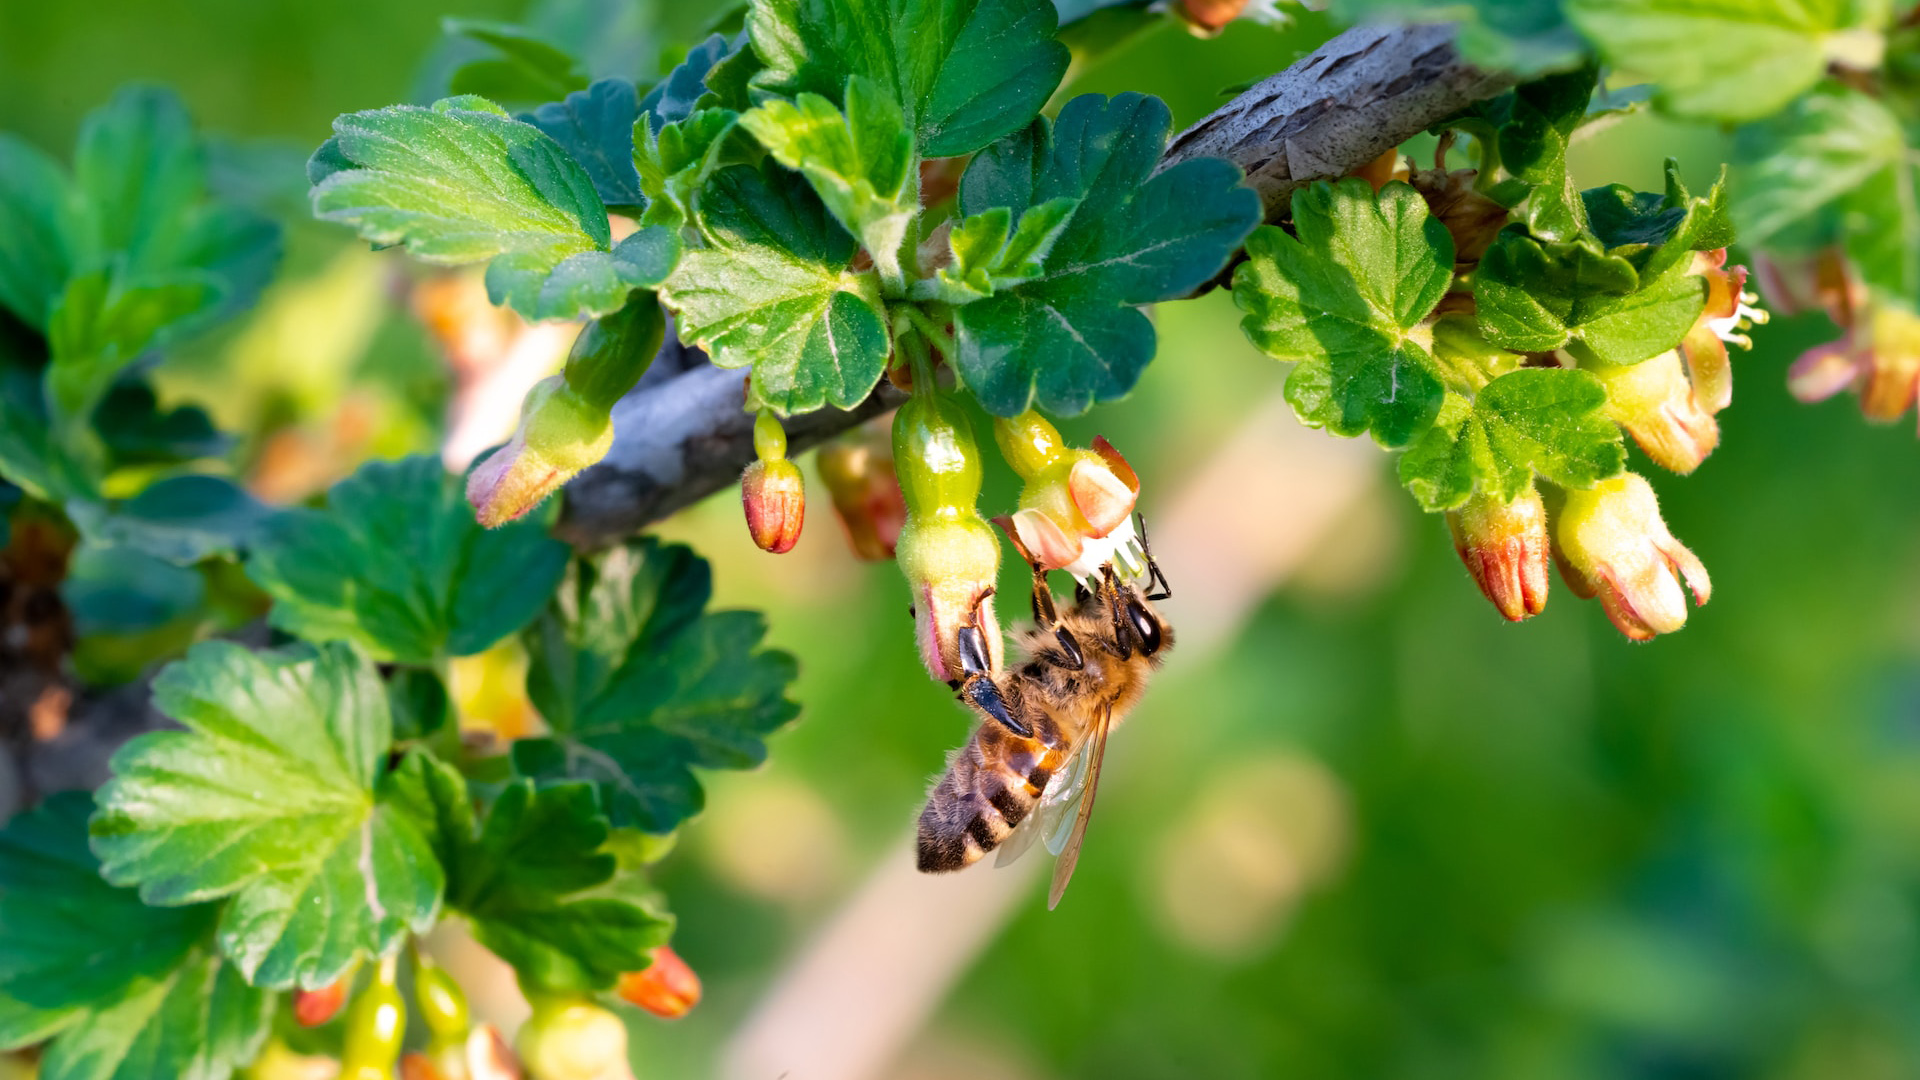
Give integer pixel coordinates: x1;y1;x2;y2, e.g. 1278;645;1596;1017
467;377;614;528
1553;473;1710;641
741;459;806;553
617;945;703;1020
1447;488;1550;622
294;979;349;1027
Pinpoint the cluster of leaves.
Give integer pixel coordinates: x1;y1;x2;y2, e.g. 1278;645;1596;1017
309;0;1264;451
0;456;797;1077
1234;63;1731;514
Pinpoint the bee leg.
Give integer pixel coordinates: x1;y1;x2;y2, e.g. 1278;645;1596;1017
1053;626;1085;670
1100;564;1133;660
960;673;1031;739
1136;512;1172;601
957;624;993;677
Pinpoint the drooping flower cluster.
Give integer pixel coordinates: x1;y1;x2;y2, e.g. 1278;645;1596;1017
992;410;1145;587
1764;249;1920;427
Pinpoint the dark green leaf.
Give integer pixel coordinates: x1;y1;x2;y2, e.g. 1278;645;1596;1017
1731;85;1903;249
634;108;746;230
1582;161;1733;277
660;164;890;413
0;134;74;330
514;539;800;834
0;794;273;1080
740;75;917;287
639;33;738;131
748;0;1070;158
1498;64;1597;242
93;380;230;465
67;475;268;565
445;19;591;105
1565;0;1890;122
387;668;452;743
520;79;645;212
1397;368;1624;511
387;756;671;992
91;641;443;990
1475;233;1704;364
955;93;1261;416
1233;177;1453;446
311;97;677;323
60;543;204;634
247;455;570;665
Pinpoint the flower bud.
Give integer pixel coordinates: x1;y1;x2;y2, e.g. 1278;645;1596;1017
1176;0;1252;34
467;376;613;528
340;957;406;1080
515;998;632;1080
294;977;350;1027
894;390;1002;683
466;295;665;528
993;411;1144;585
413;955;471;1045
1786;295;1920;428
1587;349;1718;474
741;409;805;553
816;428;906;561
616;945;702;1019
1447;487;1550;621
1552;473;1710;641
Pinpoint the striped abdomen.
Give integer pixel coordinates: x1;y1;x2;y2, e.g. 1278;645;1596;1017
917;719;1062;873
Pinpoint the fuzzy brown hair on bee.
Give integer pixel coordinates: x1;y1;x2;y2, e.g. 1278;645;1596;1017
916;524;1171;908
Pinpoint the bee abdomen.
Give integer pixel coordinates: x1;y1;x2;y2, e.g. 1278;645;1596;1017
916;740;1043;873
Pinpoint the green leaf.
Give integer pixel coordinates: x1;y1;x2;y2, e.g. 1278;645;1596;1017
387;668;452;743
1498;64;1597;242
93;380;229;465
0;133;75;329
60;543;204;635
1233;177;1453;447
954;93;1261;416
1332;0;1587;76
310;96;678;323
741;76;917;289
247;455;570;665
1475;233;1705;364
1565;0;1891;122
748;0;1070;158
660;164;890;413
0;794;273;1080
1397;368;1624;511
66;475;267;566
916;196;1079;304
1583;160;1733;277
639;33;738;131
519;79;645;212
45;269;219;425
634;108;746;230
1730;84;1915;297
513;539;800;834
91;641;443;990
445;19;591;105
390;758;671;992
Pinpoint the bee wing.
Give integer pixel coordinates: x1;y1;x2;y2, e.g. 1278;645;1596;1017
1046;705;1112;910
993;735;1091;869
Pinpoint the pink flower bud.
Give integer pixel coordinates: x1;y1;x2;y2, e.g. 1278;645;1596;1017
740;459;805;554
1553;473;1710;641
467;376;613;528
617;945;702;1020
1588;350;1718;474
1447;487;1550;622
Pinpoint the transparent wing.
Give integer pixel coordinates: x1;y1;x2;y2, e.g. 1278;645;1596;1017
994;734;1090;869
1047;705;1112;910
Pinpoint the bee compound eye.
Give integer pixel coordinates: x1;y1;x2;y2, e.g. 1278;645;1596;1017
1127;600;1162;655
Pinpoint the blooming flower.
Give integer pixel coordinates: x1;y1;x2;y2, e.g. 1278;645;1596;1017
1447;486;1550;621
1588;349;1719;474
1552;473;1710;641
1678;249;1768;414
1773;252;1920;429
992;410;1145;587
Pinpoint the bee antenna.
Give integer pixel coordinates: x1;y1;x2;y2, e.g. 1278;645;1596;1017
1136;512;1172;601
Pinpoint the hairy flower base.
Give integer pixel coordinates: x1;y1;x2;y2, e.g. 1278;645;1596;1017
1591;350;1719;474
1554;474;1710;641
467;376;614;528
1448;488;1550;622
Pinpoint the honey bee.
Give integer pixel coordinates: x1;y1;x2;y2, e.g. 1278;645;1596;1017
916;516;1172;908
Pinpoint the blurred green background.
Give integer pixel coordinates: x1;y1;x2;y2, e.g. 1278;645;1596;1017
11;2;1920;1078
